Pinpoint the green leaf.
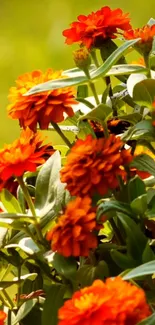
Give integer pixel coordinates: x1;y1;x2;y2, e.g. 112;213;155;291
137;313;155;325
0;212;36;224
52;253;77;279
111;249;137;270
77;85;88;98
62;64;95;77
142;242;155;263
118;113;142;125
13;299;38;325
105;64;146;77
18;237;40;255
42;284;66;325
147;18;155;26
123;260;155;280
0;189;22;213
127;73;147;98
122;120;155;141
128;176;146;202
35;151;66;217
130;194;147;215
130;154;155;177
117;213;148;261
0;228;7;248
78;103;112;122
91;39;140;80
133;79;155;107
25;40;140;95
97;201;134;221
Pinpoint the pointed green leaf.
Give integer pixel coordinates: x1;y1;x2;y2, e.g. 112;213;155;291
128;176;146;202
0;189;22;213
111;249;137;270
97;201;134;221
130;194;147;215
133;79;155;107
13;299;38;325
35;151;66;217
78;103;112;122
130;154;155;177
42;284;66;325
91;39;140;79
117;213;148;261
123;260;155;280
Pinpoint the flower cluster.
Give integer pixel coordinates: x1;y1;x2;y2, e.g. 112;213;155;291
0;127;54;181
61;134;132;197
47;196;98;257
63;6;131;49
7;69;77;131
58;277;151;325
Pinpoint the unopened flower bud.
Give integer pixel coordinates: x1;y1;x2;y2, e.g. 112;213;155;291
73;47;91;71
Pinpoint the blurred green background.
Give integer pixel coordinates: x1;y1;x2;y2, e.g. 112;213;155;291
0;0;155;146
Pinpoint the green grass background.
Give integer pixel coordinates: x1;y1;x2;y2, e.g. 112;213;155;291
0;0;155;146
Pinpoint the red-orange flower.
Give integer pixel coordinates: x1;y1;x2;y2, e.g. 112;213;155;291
46;196;97;257
0;311;6;325
63;6;131;49
0;127;55;181
60;134;132;197
58;277;151;325
124;25;155;54
7;69;77;131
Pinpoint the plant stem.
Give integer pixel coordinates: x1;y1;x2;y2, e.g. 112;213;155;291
101;121;109;138
144;54;151;78
3;289;14;309
84;68;100;106
50;122;72;148
89;81;100;105
17;265;21;307
91;50;100;68
0;293;10;308
7;309;12;325
17;176;44;243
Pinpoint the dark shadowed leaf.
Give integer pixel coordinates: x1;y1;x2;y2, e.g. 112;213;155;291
42;284;66;325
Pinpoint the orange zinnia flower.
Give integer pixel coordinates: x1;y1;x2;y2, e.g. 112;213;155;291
0;311;6;325
63;6;131;49
0;127;55;181
60;134;132;197
58;277;151;325
46;196;97;257
124;25;155;55
7;69;77;131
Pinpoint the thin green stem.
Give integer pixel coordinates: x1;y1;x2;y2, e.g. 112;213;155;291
90;50;100;68
8;308;12;325
50;122;72;148
101;121;109;138
144;54;151;78
17;265;21;307
17;176;44;243
89;81;100;105
0;292;10;308
3;289;14;309
83;67;100;106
